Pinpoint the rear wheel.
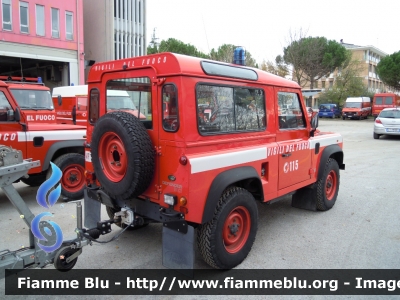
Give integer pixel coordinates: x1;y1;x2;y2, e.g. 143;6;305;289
373;132;380;139
197;187;258;269
314;158;340;211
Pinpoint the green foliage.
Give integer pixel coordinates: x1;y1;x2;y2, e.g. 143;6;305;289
376;51;400;90
283;36;348;89
147;38;209;58
260;55;289;78
209;44;257;67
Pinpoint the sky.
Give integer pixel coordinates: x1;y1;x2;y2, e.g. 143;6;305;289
146;0;400;64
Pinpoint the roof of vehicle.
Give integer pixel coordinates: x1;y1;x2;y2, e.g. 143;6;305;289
88;52;301;89
52;85;129;97
52;85;88;97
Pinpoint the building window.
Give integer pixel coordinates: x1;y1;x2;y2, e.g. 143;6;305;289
329;80;333;88
36;4;45;36
51;8;59;38
66;11;73;40
2;0;12;31
19;1;29;33
321;81;326;88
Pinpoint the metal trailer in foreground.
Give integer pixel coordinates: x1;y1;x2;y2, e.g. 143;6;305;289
0;145;94;278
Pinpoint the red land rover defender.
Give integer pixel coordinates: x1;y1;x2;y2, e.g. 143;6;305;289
0;77;86;200
83;53;345;269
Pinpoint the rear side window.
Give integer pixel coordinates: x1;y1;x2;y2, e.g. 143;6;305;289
89;88;99;124
385;97;393;105
375;97;383;105
196;84;265;135
162;84;179;132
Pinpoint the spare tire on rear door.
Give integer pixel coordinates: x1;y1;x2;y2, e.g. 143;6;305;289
91;111;155;199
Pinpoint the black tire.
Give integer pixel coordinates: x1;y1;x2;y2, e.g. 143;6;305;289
20;173;46;187
197;187;258;269
54;246;79;271
342;116;345;120
105;206;149;230
314;158;340;211
91;112;155;199
49;153;86;200
373;132;380;139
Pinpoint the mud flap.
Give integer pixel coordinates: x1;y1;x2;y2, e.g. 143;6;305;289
291;187;317;211
84;189;101;228
162;223;194;277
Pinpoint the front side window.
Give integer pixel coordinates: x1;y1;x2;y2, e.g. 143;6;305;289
36;4;45;36
0;91;12;121
66;11;73;40
277;92;306;129
162;84;179;132
2;0;12;31
10;89;53;110
106;78;152;128
51;8;59;38
19;1;29;33
384;97;393;105
196;84;265;135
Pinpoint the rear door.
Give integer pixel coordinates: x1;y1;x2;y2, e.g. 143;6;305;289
276;88;311;190
101;68;160;200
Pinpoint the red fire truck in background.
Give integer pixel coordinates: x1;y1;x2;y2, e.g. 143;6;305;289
372;93;400;119
0;76;86;200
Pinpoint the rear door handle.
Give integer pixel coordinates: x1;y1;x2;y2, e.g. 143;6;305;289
282;153;292;157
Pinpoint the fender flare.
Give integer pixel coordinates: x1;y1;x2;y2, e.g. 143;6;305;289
42;140;84;172
201;166;262;224
317;144;345;180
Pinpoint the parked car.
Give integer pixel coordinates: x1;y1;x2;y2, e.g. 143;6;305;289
318;103;341;118
373;108;400;139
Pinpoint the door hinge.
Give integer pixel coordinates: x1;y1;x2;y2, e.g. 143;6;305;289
155;146;162;156
155;185;162;193
309;168;315;175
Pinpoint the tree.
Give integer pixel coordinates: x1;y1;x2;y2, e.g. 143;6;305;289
260;55;289;78
376;51;400;90
147;38;209;58
317;52;373;106
210;44;257;67
283;36;348;89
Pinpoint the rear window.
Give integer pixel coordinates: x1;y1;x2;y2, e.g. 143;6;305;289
379;110;400;118
375;97;383;105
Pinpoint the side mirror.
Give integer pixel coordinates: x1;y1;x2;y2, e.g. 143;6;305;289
57;95;62;106
310;111;319;137
14;107;21;122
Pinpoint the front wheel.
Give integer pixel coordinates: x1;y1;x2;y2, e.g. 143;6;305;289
50;153;86;200
54;246;79;271
314;158;340;211
197;187;258;269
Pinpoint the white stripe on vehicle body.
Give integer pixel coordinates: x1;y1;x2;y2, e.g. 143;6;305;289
190;147;267;174
16;130;86;142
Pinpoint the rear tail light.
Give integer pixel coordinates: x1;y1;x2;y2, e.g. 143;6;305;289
375;118;382;124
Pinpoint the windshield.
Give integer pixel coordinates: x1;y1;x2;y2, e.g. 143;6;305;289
10;89;54;110
379;110;400;119
344;102;361;108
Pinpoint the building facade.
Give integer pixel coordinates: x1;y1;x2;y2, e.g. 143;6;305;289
0;0;85;88
82;0;146;80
